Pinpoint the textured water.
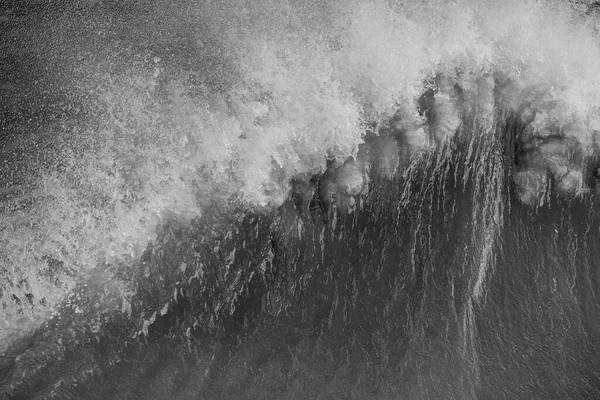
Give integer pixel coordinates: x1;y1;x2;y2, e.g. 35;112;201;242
2;0;600;398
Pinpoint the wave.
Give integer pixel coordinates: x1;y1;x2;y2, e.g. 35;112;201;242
1;0;600;398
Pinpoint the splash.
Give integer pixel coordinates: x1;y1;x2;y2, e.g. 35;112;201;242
2;0;600;367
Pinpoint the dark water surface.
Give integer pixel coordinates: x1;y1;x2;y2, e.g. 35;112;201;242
3;160;600;399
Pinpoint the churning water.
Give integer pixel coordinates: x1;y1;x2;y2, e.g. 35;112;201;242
2;0;600;398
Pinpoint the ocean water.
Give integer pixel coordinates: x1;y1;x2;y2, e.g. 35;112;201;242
2;0;600;398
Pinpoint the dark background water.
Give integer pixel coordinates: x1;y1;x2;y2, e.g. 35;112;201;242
2;144;600;399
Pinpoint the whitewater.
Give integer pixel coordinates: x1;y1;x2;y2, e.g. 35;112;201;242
2;0;600;398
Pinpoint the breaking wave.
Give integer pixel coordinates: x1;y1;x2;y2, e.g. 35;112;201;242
2;0;600;398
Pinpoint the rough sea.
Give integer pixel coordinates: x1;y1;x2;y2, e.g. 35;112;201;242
2;0;600;398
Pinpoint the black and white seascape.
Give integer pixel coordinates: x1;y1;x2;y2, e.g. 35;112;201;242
2;0;600;398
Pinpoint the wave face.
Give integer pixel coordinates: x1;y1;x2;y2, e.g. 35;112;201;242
2;0;600;398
